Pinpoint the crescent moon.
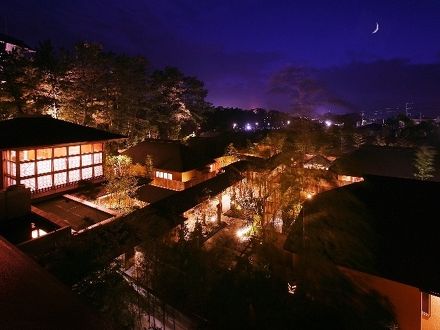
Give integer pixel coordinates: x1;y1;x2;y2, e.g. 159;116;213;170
372;22;379;34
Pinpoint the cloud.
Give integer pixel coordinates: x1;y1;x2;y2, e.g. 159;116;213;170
265;59;440;115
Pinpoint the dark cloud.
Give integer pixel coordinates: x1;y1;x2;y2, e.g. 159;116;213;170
264;59;440;115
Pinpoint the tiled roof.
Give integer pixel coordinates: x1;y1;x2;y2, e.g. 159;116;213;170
0;116;126;149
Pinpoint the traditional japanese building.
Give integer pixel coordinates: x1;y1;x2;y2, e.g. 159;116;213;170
0;116;125;196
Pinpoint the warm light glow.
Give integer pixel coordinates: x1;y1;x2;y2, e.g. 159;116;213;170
31;228;47;239
288;282;297;295
306;192;314;200
236;225;252;241
232;123;237;129
287;120;291;125
245;123;252;131
324;120;332;127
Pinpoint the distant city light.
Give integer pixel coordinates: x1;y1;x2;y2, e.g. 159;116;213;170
324;120;332;127
255;122;259;126
245;123;252;131
306;192;314;200
287;120;290;125
232;123;237;129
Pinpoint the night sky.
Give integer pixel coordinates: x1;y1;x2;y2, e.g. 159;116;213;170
4;0;440;115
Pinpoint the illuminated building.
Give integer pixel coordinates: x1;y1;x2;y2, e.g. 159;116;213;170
0;116;125;197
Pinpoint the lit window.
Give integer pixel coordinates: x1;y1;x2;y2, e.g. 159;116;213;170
81;144;93;154
82;167;93;179
37;160;52;174
37;148;52;160
422;292;431;317
54;158;67;171
69;169;80;183
20;162;35;177
93;143;103;152
19;150;35;162
7;161;17;177
54;147;67;158
81;154;93;166
54;172;67;185
20;178;36;191
94;165;103;177
68;156;80;169
37;175;52;189
93;153;102;164
167;173;173;180
68;145;80;155
31;224;47;239
10;150;16;162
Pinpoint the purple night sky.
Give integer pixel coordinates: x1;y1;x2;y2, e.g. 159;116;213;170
4;0;440;114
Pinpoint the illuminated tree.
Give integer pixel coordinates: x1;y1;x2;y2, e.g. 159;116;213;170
104;155;138;210
414;146;437;180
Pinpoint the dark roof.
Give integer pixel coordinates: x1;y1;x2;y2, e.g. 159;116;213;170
0;116;126;150
285;176;440;295
330;145;440;181
0;33;33;50
123;139;213;172
303;155;333;168
0;236;110;329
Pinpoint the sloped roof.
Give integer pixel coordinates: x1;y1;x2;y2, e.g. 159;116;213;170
285;176;440;295
0;237;110;329
330;145;440;181
123;139;213;172
0;116;126;150
0;33;33;50
303;155;333;168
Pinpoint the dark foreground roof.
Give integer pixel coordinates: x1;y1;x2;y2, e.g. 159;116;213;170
0;116;125;149
285;176;440;295
123;139;213;172
0;237;110;329
330;145;440;181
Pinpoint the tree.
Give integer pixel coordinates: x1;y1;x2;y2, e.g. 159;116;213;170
414;146;437;180
352;132;365;149
104;155;138;210
145;155;154;179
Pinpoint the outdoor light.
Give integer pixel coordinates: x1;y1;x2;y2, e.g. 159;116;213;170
232;123;237;129
324;120;332;127
287;120;290;125
306;192;314;200
245;123;252;131
236;225;252;241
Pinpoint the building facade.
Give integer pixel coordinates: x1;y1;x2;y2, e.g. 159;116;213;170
0;116;125;196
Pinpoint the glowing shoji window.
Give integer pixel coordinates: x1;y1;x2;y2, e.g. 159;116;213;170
54;147;67;158
82;167;93;180
68;145;80;155
37;160;52;174
94;165;103;177
81;154;92;166
10;150;17;162
19;150;35;162
156;171;172;180
93;153;102;164
54;158;67;171
54;172;67;185
37;148;52;160
7;161;16;176
21;178;36;191
68;169;80;183
68;156;80;169
81;144;93;154
37;175;52;189
93;143;103;152
20;162;35;177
